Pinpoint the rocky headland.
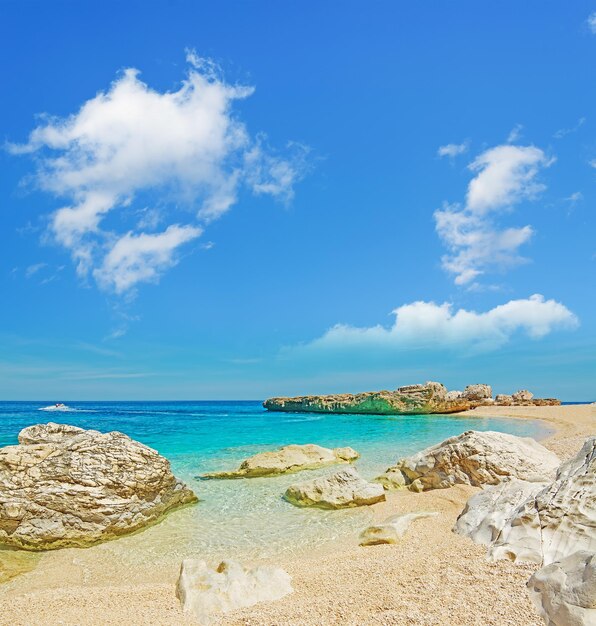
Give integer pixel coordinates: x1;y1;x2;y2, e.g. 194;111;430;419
263;381;560;415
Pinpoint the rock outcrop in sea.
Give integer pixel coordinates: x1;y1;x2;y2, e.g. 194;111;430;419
455;437;596;566
263;381;560;415
0;422;197;550
176;559;293;625
375;430;560;492
284;466;386;509
202;443;359;478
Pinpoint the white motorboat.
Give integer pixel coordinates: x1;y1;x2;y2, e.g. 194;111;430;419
38;403;72;412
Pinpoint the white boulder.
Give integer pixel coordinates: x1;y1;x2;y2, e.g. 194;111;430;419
360;511;439;546
513;389;534;402
462;384;492;401
284;467;385;509
527;551;596;626
376;430;560;493
176;559;292;625
0;423;197;550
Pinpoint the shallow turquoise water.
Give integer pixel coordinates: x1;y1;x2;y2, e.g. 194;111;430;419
0;401;552;566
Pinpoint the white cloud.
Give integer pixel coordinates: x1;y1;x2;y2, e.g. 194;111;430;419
588;12;596;34
507;124;523;143
553;117;585;139
93;224;202;294
25;262;47;278
307;295;578;353
9;51;307;293
435;144;553;285
589;159;596;169
466;145;552;214
437;142;468;158
566;191;583;203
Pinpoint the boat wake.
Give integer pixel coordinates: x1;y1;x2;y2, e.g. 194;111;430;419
38;404;76;412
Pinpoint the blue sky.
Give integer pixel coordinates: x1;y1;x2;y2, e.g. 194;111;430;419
1;1;595;400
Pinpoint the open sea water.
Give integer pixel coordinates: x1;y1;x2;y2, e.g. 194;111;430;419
0;401;553;576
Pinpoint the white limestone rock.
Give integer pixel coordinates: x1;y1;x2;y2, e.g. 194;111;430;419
0;423;197;550
490;437;596;565
445;390;463;401
527;551;596;626
202;443;359;479
513;389;534;402
376;430;560;493
495;394;514;405
374;467;407;490
176;559;292;625
454;478;548;546
462;384;492;401
360;511;439;546
284;466;386;509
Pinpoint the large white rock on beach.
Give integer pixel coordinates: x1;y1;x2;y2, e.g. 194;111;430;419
462;384;492;400
0;422;197;550
513;389;534;402
202;443;359;478
360;511;438;546
176;559;292;625
284;466;386;509
527;551;596;626
489;437;596;565
376;430;560;492
454;478;548;546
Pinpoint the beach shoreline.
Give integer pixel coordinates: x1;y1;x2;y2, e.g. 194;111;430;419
0;403;593;625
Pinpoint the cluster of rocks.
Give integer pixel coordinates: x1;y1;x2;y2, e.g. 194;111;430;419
263;381;560;415
365;428;595;625
1;420;592;625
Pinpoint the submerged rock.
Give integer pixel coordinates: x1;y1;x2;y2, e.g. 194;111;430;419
0;422;197;550
0;550;40;584
527;551;596;626
360;511;438;546
376;430;560;492
284;467;385;509
176;559;292;625
202;443;359;479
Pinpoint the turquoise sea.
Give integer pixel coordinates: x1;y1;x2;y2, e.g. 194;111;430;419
0;401;552;573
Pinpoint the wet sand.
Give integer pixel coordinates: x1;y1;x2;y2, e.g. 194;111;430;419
0;403;593;625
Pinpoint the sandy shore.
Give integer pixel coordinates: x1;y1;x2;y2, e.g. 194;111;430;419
0;404;593;625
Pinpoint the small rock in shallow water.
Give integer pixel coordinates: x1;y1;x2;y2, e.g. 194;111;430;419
202;443;359;478
284;466;385;509
176;559;292;624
